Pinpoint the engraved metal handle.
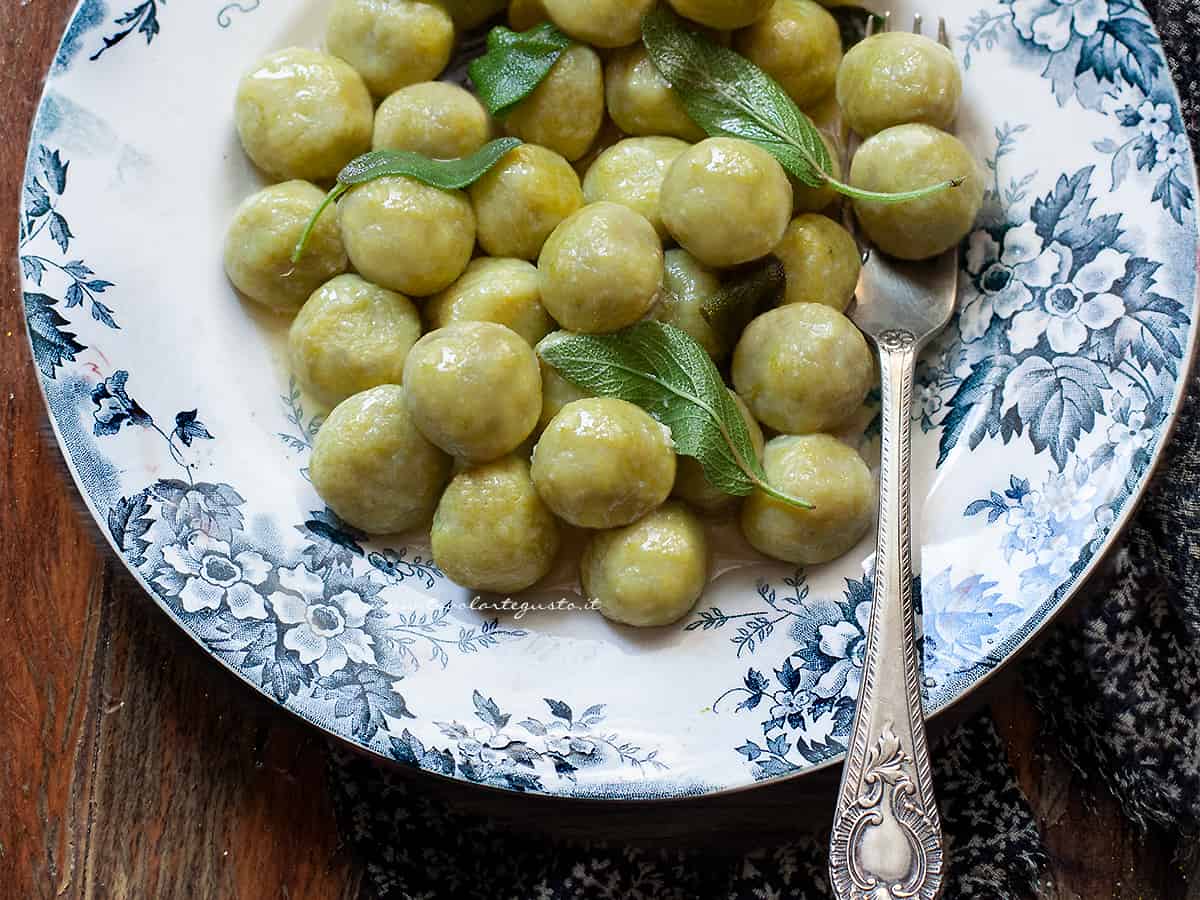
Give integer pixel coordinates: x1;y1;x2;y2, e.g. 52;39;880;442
829;329;944;900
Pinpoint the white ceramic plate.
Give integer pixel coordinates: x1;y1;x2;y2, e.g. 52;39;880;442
21;0;1198;798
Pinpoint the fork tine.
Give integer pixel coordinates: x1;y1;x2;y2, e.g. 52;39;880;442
938;16;949;48
865;12;878;38
912;12;923;34
881;9;892;32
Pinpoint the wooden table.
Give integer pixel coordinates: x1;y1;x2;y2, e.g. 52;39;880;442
1;3;1196;897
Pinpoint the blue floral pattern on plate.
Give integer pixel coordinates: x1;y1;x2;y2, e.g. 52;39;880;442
19;0;1199;797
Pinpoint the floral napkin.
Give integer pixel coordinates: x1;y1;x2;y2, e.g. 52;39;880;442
330;2;1200;896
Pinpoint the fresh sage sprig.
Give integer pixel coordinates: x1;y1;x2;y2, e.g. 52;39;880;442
642;6;961;204
468;23;572;117
291;138;521;263
700;258;786;340
539;322;814;511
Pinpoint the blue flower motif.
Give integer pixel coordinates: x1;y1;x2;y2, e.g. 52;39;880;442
269;564;377;676
1008;246;1129;354
160;531;270;618
91;371;151;436
812;600;871;701
1137;100;1174;141
959;223;1067;342
1011;0;1107;52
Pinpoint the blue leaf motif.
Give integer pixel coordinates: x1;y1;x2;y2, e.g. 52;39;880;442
38;146;69;194
173;409;214;446
48;212;73;253
736;740;764;761
938;355;1017;466
473;690;510;729
1003;356;1109;470
544;698;573;723
25;292;84;378
24;179;51;218
1100;257;1188;375
20;256;46;285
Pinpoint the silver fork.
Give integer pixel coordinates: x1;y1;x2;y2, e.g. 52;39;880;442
827;11;958;900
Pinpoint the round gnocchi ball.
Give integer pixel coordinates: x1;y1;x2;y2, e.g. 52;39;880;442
604;46;706;142
425;258;553;347
509;0;548;29
224;181;347;313
403;322;542;462
234;47;373;181
650;249;726;359
773;214;862;311
339;176;475;296
469;144;584;260
538;202;664;333
289;274;422;407
741;434;874;565
582;137;690;239
850;123;984;261
661;138;793;268
373;82;491;158
532;398;676;528
732;303;874;434
434;0;506;29
735;0;841;110
505;44;605;161
837;31;962;138
666;0;773;29
534;332;591;432
325;0;454;98
432;455;561;593
310;384;451;534
543;0;655;47
674;392;764;513
582;502;709;627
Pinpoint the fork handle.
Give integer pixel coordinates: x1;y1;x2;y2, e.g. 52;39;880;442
828;329;945;900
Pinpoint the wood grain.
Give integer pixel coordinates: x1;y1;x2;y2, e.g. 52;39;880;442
0;2;1192;898
0;3;359;898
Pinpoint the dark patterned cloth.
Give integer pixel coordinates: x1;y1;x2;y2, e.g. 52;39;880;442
331;4;1200;897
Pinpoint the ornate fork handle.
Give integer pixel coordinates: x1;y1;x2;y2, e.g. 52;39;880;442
829;328;944;900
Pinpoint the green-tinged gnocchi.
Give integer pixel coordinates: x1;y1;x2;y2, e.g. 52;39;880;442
773;214;862;311
582;137;690;238
310;385;452;534
542;0;655;48
234;47;373;181
326;0;454;97
338;176;476;296
432;455;561;592
403;322;543;462
732;302;874;434
660;138;793;267
537;202;664;333
425;258;554;347
289;274;422;407
651;249;726;359
850;123;984;260
469;144;585;260
837;31;962;137
505;44;605;161
583;502;709;627
531;398;676;529
373;82;492;158
604;47;706;142
734;0;842;110
224;181;347;313
741;434;875;565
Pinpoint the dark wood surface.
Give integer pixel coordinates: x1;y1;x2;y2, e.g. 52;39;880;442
1;3;1196;898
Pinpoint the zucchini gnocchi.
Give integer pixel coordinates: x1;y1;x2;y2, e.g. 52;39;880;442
226;0;981;629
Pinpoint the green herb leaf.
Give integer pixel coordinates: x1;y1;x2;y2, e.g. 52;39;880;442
539;322;814;510
291;138;521;263
468;23;572;117
700;257;786;341
642;6;960;204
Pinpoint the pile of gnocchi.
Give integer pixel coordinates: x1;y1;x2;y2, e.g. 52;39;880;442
223;0;983;629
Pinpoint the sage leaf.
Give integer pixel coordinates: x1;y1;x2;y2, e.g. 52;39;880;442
468;23;572;117
700;258;786;341
539;322;814;510
642;6;961;204
292;138;521;263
